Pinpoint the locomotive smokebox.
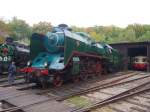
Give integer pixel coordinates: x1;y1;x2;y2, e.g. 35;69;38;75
44;31;64;53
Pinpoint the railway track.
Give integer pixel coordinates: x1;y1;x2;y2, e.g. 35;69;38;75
0;84;68;112
0;71;149;112
56;71;148;101
0;96;58;112
0;71;130;90
20;71;147;101
0;75;24;83
29;71;134;96
0;74;25;88
71;78;150;112
67;72;150;112
27;71;145;99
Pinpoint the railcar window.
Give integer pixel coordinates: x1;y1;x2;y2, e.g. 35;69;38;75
143;58;147;62
135;58;138;62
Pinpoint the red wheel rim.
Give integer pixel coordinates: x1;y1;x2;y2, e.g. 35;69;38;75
53;76;63;87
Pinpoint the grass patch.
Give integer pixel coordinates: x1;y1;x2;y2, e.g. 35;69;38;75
67;96;91;107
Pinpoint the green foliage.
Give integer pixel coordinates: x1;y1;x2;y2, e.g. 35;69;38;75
32;22;52;34
0;38;4;43
8;17;32;41
0;19;12;41
0;17;150;44
71;24;150;43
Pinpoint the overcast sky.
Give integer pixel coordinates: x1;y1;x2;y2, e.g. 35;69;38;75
0;0;150;27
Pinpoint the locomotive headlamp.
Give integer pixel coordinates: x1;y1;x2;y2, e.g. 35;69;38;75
27;61;31;66
44;62;48;68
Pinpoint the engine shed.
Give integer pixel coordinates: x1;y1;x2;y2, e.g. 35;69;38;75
110;41;150;72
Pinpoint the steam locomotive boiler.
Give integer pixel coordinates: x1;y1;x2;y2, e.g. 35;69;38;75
21;24;122;87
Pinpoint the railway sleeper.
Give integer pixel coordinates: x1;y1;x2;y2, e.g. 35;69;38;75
0;100;24;112
71;78;150;112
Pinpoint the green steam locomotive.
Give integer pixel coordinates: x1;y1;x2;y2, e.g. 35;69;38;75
0;38;29;74
21;24;122;87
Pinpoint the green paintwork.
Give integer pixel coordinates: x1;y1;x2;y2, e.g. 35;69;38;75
31;52;64;70
64;32;105;64
0;43;15;74
44;32;64;53
30;33;65;70
64;30;121;68
30;26;122;72
0;44;14;63
30;33;46;60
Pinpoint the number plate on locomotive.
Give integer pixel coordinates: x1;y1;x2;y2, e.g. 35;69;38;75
0;56;11;62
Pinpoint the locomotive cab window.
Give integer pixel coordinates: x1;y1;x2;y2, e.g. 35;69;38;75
143;58;147;62
135;58;138;62
73;57;80;62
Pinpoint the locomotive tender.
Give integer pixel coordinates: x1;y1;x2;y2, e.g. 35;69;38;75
21;24;122;87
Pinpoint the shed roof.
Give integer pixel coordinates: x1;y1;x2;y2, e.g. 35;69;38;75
110;41;150;46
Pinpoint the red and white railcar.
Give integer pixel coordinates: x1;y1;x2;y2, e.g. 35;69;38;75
132;56;149;70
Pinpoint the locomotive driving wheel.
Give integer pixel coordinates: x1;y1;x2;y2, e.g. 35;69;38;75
53;75;63;87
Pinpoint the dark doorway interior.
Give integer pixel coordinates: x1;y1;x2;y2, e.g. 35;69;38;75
128;47;147;57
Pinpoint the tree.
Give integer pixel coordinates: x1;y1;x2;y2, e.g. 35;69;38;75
0;20;10;33
138;31;150;41
8;17;32;41
32;22;52;34
0;19;12;43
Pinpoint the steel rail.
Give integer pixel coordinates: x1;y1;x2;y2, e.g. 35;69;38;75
71;78;150;112
36;71;134;95
0;75;24;83
0;95;58;112
57;72;148;101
